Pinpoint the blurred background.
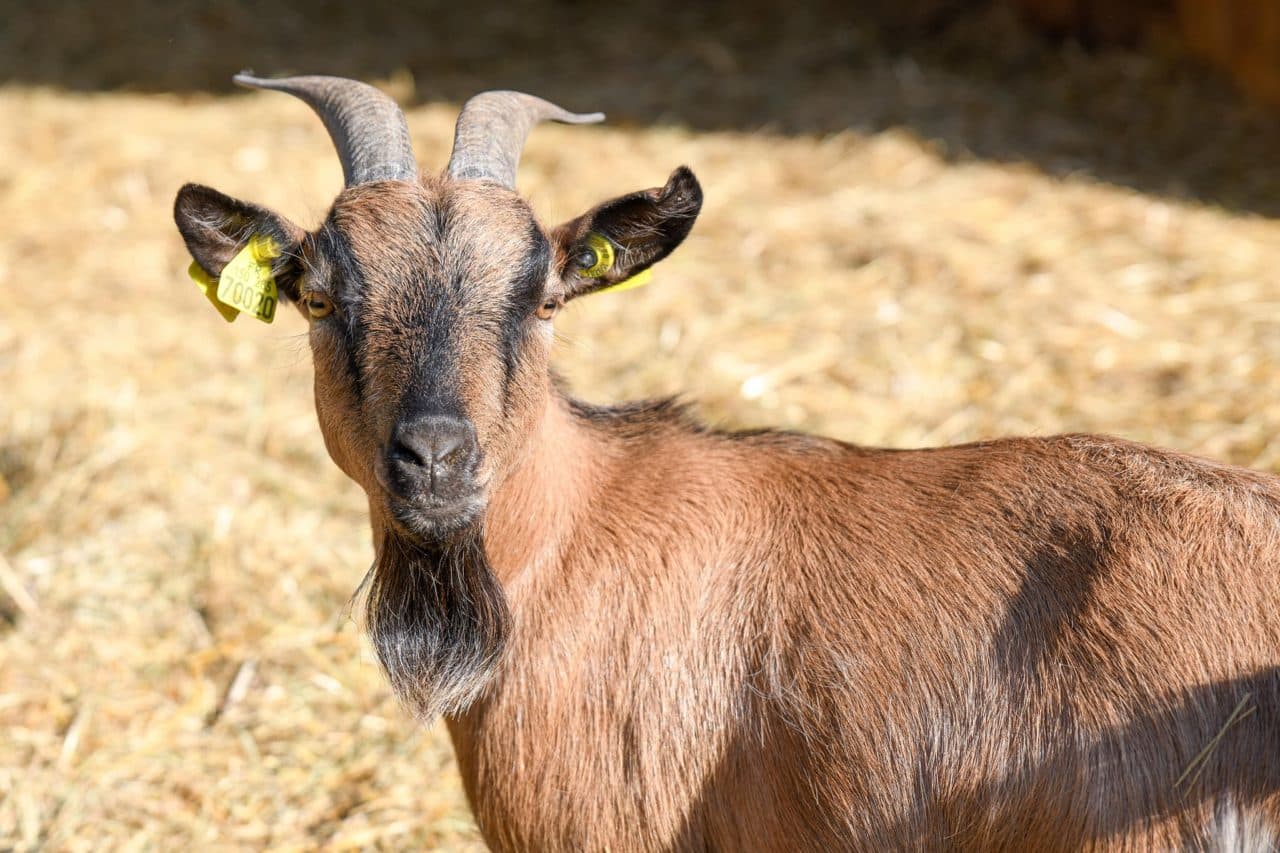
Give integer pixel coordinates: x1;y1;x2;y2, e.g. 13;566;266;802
3;0;1280;848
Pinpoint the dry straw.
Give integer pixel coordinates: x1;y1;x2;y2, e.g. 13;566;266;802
4;7;1280;850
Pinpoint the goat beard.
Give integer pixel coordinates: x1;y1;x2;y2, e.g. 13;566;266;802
359;522;509;720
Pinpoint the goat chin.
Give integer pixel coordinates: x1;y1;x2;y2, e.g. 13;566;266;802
388;494;485;541
357;522;509;720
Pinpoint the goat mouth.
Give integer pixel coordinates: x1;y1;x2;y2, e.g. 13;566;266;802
387;493;485;540
370;459;482;537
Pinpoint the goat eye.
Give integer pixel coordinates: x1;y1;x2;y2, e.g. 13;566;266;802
304;292;335;319
576;248;598;269
535;298;560;320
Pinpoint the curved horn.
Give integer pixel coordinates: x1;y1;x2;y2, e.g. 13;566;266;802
447;91;603;187
234;73;418;186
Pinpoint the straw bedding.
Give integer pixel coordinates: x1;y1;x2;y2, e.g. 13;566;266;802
3;3;1280;849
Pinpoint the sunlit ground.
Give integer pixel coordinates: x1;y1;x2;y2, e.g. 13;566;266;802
4;4;1280;849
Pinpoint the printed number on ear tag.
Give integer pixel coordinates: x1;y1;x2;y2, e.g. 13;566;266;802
215;235;280;323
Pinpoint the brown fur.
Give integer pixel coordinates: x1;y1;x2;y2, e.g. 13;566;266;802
175;156;1280;852
457;397;1280;851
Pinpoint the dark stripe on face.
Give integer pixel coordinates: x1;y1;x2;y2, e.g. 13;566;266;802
315;222;367;402
512;222;552;308
400;196;467;419
400;262;466;417
499;223;551;407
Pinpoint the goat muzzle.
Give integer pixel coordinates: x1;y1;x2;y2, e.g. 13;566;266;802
382;414;484;537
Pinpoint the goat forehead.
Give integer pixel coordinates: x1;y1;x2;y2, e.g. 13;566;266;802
315;184;550;408
326;181;544;306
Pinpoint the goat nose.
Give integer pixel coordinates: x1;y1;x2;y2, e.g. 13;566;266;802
386;414;478;497
391;415;471;465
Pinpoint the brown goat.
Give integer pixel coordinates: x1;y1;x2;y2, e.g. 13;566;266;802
174;75;1280;851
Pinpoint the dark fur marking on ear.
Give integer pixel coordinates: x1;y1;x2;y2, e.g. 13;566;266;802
556;166;703;301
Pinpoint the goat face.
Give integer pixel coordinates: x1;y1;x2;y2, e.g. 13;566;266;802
175;166;701;541
302;178;555;539
173;77;702;717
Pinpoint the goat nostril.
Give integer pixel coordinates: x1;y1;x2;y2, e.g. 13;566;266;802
386;427;432;468
388;437;429;469
438;445;470;472
431;434;466;464
387;415;476;479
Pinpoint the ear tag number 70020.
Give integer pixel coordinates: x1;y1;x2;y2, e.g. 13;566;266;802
216;235;280;323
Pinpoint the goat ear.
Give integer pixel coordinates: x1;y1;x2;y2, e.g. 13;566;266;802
552;166;702;301
173;183;306;301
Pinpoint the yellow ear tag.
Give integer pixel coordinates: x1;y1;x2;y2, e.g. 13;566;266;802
215;235;280;323
580;232;615;278
188;261;241;323
597;267;653;294
580;232;655;294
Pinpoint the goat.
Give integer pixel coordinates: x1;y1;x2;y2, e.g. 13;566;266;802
174;74;1280;851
